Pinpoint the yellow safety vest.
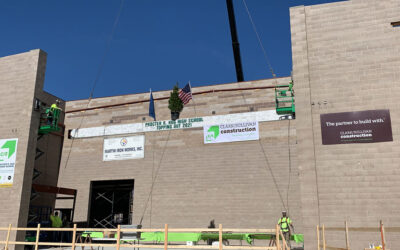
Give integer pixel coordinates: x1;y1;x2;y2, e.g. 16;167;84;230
50;215;63;228
50;104;59;110
278;217;292;232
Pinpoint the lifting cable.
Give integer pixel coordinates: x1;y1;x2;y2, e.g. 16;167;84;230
242;0;276;78
286;119;292;215
239;0;294;213
139;129;172;226
236;81;287;212
63;0;125;169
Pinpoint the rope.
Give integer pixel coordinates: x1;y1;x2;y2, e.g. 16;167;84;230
89;0;125;100
303;6;322;225
286;119;292;215
242;0;276;78
188;81;197;116
258;139;287;212
236;81;287;211
240;1;293;211
150;150;155;227
63;0;125;169
139;129;172;225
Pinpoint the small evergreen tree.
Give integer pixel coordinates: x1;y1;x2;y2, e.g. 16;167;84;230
168;83;183;112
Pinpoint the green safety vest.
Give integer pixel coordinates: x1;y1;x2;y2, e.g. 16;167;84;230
50;215;63;228
278;217;292;232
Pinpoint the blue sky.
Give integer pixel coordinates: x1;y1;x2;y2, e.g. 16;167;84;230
0;0;341;100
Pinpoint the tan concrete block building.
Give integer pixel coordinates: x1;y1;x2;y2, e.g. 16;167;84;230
290;0;400;249
0;50;65;246
0;1;399;249
57;77;301;232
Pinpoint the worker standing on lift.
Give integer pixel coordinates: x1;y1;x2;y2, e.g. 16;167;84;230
47;100;61;125
51;100;60;109
278;211;294;249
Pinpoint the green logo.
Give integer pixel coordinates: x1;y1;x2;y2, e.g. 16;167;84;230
1;140;17;159
206;126;220;141
0;140;17;161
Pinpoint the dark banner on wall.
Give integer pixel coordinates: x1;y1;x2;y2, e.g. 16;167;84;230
320;110;393;145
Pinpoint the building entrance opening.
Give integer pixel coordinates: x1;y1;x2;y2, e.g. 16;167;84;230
89;179;134;228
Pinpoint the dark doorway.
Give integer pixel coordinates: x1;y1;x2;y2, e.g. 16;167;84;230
88;179;134;228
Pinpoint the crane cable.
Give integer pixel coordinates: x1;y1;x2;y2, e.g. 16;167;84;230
139;129;172;226
63;0;125;169
236;81;287;212
286;119;292;215
240;0;294;213
242;0;276;79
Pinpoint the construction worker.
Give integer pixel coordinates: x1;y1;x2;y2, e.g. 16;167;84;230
278;211;294;248
51;99;61;111
207;220;216;245
50;211;63;242
47;100;61;125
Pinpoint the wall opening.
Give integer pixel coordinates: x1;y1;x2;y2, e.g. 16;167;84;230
88;179;134;228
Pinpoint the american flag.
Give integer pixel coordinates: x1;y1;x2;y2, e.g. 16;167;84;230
178;83;192;105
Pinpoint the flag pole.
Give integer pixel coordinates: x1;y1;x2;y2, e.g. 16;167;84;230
189;81;197;117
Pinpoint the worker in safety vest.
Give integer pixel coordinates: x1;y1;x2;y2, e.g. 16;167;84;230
47;100;61;125
278;211;294;248
50;211;63;242
50;100;61;111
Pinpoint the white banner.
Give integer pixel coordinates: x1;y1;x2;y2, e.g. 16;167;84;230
103;136;144;161
204;122;259;144
0;138;18;187
71;110;291;138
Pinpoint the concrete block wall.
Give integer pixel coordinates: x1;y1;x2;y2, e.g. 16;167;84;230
31;91;65;209
0;50;47;244
291;0;400;249
57;78;303;232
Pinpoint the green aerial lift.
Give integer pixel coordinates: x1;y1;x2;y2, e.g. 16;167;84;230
275;81;295;118
38;107;61;134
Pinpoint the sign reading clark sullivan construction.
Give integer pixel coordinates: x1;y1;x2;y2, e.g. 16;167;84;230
0;138;18;187
320;110;393;145
204;122;259;144
103;136;144;161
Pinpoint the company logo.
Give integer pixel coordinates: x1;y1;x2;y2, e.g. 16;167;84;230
0;140;17;162
120;138;128;146
205;126;220;142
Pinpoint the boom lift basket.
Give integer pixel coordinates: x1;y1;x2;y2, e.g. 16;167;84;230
275;82;295;117
39;108;61;134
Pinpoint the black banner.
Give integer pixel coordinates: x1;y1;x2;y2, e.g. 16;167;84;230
320;110;393;145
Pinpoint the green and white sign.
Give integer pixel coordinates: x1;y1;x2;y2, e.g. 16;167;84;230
204;122;259;144
0;138;18;187
103;135;144;161
70;110;286;138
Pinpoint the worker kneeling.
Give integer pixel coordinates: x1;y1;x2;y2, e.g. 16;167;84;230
278;211;294;249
